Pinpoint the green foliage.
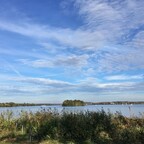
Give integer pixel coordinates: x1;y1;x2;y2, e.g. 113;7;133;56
62;100;85;106
0;109;144;143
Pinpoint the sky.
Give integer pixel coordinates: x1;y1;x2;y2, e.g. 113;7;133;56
0;0;144;103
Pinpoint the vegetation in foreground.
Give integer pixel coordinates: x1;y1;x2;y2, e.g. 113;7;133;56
0;109;144;144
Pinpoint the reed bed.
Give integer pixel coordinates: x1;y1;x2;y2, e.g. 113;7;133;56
0;108;144;144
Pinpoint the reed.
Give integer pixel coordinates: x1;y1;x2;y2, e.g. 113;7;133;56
0;109;144;143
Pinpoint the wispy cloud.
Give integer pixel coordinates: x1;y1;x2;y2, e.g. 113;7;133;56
0;20;105;50
105;74;144;81
73;0;144;72
93;48;144;72
19;54;89;68
0;0;144;102
16;77;73;88
0;73;144;102
75;0;144;32
0;0;144;73
0;58;22;77
1;75;143;94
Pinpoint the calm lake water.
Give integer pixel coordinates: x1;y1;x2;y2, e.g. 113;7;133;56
0;104;144;117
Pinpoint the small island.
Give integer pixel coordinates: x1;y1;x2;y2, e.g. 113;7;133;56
62;100;86;106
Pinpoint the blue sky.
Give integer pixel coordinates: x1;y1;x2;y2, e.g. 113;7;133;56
0;0;144;103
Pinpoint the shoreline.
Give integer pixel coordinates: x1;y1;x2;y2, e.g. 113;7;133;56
0;101;144;107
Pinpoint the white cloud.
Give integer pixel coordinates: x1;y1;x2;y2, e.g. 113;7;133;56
95;48;144;72
0;74;144;102
125;31;144;49
17;77;73;88
72;0;144;72
75;0;144;30
0;20;107;50
105;74;144;81
77;77;136;90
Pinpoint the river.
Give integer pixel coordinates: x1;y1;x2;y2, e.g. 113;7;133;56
0;104;144;117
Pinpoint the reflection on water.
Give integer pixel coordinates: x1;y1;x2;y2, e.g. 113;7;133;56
0;104;144;117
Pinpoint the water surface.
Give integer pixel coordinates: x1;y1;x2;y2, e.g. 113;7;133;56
0;104;144;117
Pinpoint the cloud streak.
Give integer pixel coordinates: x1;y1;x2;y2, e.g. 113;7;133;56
0;20;106;50
20;54;89;68
105;74;144;81
1;75;144;95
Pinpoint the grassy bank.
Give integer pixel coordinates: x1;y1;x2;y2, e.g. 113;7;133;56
0;109;144;144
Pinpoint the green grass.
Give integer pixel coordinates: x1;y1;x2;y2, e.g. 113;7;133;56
0;109;144;144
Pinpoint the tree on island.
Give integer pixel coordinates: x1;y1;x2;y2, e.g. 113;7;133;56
62;100;85;106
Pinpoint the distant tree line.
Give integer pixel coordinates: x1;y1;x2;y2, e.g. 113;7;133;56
0;102;60;107
91;101;144;105
62;100;85;106
0;102;38;107
1;101;143;107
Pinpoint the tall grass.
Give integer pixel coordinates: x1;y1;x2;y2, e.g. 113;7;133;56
0;109;144;143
